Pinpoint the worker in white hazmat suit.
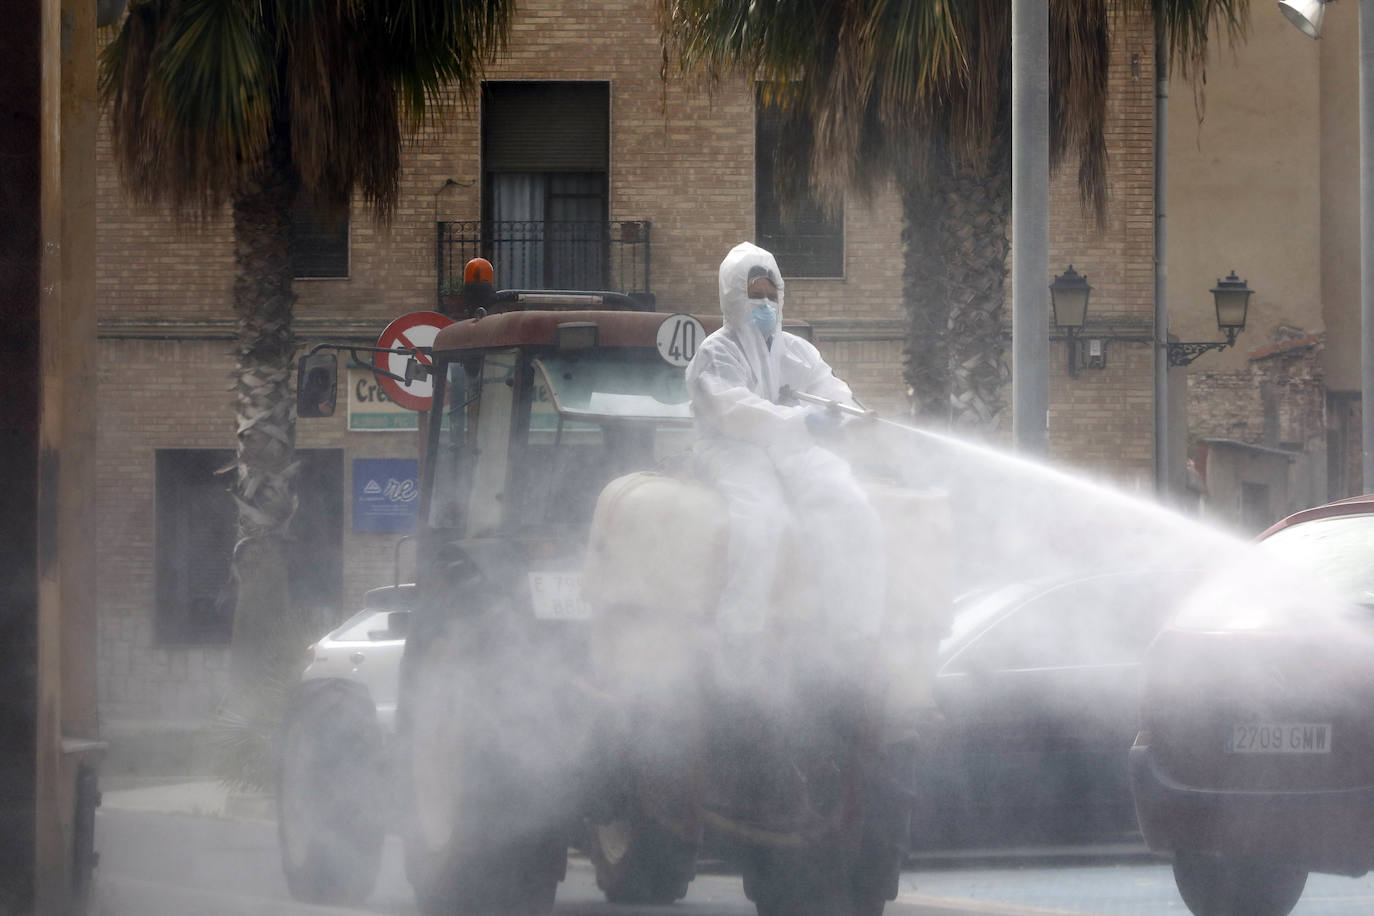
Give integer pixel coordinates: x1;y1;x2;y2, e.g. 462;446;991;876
685;242;885;645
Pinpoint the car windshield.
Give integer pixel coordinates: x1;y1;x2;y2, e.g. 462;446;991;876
1260;512;1374;608
943;581;1039;649
942;570;1199;671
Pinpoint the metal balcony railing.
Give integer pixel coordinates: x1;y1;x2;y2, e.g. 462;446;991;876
437;220;651;302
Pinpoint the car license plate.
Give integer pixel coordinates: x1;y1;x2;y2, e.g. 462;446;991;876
528;572;592;620
1227;723;1332;754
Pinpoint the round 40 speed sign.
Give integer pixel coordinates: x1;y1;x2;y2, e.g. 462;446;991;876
656;314;707;367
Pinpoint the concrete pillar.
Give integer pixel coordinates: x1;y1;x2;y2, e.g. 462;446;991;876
0;0;101;908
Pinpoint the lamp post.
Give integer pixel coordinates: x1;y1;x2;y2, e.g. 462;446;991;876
1166;272;1253;366
1050;265;1091;376
1210;271;1253;342
1051;265;1250;372
1279;0;1374;489
1280;0;1328;37
1012;0;1050;456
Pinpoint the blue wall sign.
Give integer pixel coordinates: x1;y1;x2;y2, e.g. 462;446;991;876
352;458;419;532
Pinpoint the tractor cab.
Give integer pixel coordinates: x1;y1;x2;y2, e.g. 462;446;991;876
394;300;719;639
423;304;714;539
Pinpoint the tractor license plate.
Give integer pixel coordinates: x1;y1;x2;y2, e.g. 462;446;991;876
1227;723;1331;754
528;572;592;620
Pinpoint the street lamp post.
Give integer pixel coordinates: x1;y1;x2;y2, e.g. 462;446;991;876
1280;0;1374;491
1012;0;1050;456
1166;272;1253;366
1049;265;1091;377
1050;265;1249;373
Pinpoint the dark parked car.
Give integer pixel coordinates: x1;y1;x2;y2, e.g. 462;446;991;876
1131;495;1374;916
911;569;1197;850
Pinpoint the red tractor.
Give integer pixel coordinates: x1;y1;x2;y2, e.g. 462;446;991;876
296;281;952;915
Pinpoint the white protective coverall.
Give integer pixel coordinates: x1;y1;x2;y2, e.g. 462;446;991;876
685;242;885;638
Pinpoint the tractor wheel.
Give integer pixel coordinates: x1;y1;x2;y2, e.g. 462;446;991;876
277;686;386;905
586;812;697;904
849;740;918;916
743;844;853;916
401;623;566;916
1172;850;1307;916
739;674;905;916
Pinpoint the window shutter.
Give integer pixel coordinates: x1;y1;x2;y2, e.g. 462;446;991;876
289;450;342;612
155;450;236;644
155;448;343;645
483;82;609;172
292;192;349;279
755;90;845;278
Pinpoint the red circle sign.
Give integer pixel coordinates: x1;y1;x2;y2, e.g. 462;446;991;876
374;311;454;411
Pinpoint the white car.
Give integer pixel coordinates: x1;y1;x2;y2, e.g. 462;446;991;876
276;584;411;905
298;583;409;729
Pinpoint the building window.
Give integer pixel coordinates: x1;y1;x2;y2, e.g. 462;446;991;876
289;450;344;618
755;91;844;278
155;449;343;645
292;189;349;279
155;450;236;644
482;81;609;289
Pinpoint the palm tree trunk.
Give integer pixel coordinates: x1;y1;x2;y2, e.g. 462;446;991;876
226;126;300;697
900;153;1012;435
901;183;952;426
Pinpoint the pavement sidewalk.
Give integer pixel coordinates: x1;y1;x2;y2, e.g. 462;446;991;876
101;779;275;821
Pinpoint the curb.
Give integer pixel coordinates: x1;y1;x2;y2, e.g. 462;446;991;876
100;781;276;822
100;718;218;782
224;792;275;821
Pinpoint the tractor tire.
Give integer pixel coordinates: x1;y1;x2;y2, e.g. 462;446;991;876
400;620;567;916
1172;850;1307;916
738;670;905;916
586;812;697;904
849;740;918;916
743;844;853;916
743;826;902;916
277;685;386;905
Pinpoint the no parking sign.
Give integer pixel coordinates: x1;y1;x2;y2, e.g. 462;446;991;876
373;311;454;411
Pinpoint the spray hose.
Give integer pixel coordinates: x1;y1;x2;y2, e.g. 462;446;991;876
778;385;876;420
779;386;954;445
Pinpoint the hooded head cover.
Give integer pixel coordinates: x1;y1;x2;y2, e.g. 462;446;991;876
716;242;787;400
719;242;784;330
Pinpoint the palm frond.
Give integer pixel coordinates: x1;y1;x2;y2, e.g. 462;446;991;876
207;665;294;794
101;0;513;221
663;0;1251;228
206;605;325;794
102;0;273;214
1154;0;1249;80
1050;0;1110;222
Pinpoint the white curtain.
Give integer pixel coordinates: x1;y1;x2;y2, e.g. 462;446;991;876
491;172;544;288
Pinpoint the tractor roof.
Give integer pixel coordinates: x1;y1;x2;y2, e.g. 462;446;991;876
433;309;723;354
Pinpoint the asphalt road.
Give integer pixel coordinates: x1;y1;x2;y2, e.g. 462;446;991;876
91;807;1090;916
92;807;1374;916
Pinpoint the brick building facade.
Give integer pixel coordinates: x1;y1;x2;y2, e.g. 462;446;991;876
96;1;1159;721
1166;7;1367;533
1187;335;1332;528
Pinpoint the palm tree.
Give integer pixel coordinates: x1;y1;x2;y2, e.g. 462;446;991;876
660;0;1247;432
100;0;511;706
